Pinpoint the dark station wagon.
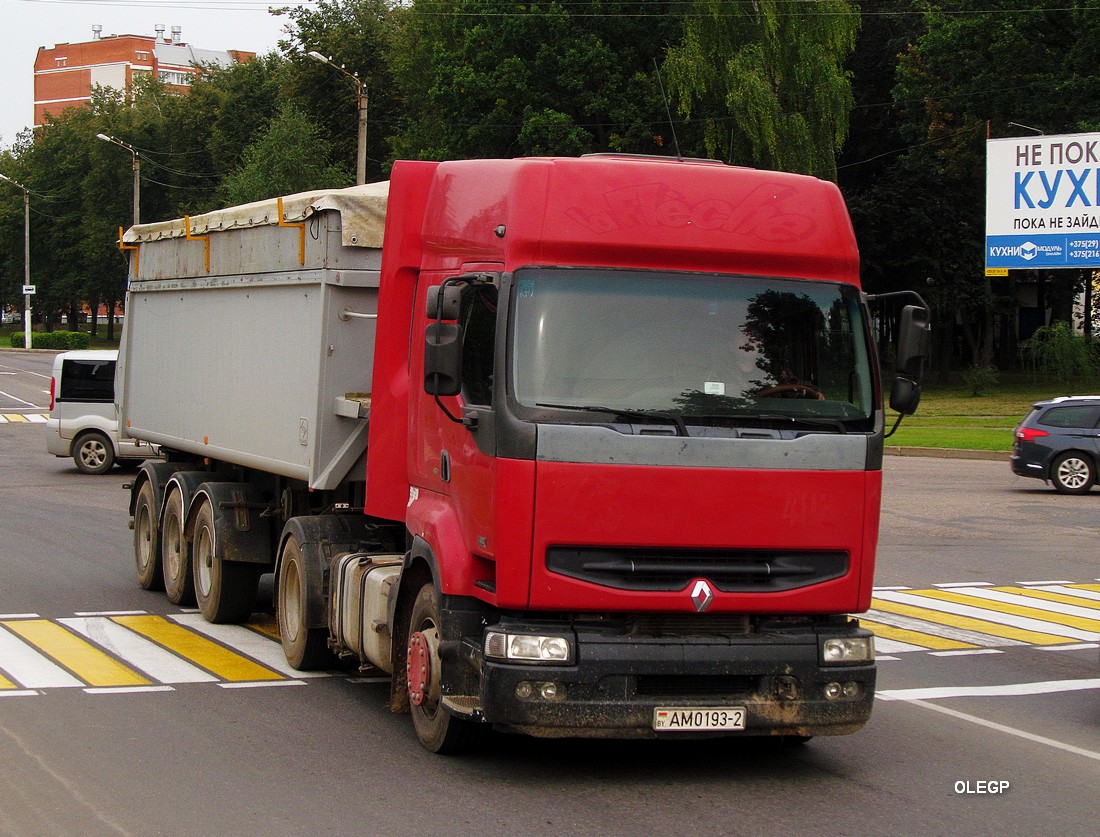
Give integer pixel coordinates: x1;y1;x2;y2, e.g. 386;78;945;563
1011;396;1100;494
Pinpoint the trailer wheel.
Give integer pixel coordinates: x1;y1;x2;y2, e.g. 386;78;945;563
407;583;482;754
133;481;162;591
161;487;195;605
276;534;331;670
192;500;260;624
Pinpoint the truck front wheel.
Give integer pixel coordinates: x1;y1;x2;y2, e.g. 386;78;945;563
407;583;482;754
276;535;331;670
161;487;194;605
193;500;260;624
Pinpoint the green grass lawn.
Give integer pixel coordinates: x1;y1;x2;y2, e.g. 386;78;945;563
887;374;1100;452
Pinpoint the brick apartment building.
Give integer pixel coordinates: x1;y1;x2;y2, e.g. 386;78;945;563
33;25;254;127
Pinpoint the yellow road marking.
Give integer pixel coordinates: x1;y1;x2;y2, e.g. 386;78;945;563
2;620;150;687
996;586;1100;609
860;619;976;650
916;589;1100;633
113;615;283;682
1066;583;1100;594
869;598;1073;645
0;671;17;689
2;414;29;423
246;613;281;641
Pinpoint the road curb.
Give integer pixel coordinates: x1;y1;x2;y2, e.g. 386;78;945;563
885;446;1011;462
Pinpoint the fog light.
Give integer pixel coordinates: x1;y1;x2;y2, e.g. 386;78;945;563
824;682;843;701
822;636;874;664
515;681;534;700
539;681;566;701
843;681;861;698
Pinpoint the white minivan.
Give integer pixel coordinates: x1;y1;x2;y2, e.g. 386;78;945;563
46;350;156;474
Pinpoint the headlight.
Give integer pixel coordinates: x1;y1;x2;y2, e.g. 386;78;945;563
485;631;573;663
822;636;874;664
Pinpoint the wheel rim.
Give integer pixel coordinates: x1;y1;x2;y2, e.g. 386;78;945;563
164;511;182;580
281;558;302;643
195;523;213;598
135;504;153;574
79;440;107;469
408;624;442;716
1057;457;1090;489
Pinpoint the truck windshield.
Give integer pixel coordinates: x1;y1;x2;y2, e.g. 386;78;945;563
510;268;875;430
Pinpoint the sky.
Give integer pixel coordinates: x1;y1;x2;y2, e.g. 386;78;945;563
0;0;313;149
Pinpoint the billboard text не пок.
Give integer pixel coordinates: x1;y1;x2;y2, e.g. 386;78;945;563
986;131;1100;269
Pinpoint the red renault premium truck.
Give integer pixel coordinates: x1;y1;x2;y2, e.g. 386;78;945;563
119;155;928;752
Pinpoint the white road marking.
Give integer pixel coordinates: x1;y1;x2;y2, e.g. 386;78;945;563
899;698;1100;764
877;678;1100;701
219;680;307;689
0;625;83;688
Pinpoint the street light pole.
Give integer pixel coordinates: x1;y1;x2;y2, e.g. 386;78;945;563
308;51;367;185
96;133;140;225
0;173;31;350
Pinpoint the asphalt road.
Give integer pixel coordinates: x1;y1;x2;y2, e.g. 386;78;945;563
0;350;1098;836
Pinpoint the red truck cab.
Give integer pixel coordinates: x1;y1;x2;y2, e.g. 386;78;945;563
363;156;924;749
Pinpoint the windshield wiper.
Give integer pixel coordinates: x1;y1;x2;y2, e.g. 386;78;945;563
536;402;688;437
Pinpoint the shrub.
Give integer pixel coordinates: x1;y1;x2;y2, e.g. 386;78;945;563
1024;322;1098;385
9;330;91;349
962;363;999;396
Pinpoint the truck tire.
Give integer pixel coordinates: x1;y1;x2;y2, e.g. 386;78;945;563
192;500;260;624
72;431;115;475
133;480;162;591
276;534;332;670
407;583;483;754
161;487;195;605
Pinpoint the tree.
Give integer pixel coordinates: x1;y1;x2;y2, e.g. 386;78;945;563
279;0;403;181
221;102;352;204
388;1;684;161
877;1;1100;372
665;0;860;178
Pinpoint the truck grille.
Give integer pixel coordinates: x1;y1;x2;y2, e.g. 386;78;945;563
546;547;848;592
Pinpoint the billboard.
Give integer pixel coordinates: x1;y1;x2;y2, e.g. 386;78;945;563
986;131;1100;269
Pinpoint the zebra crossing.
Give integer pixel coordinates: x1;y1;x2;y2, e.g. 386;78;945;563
2;582;1098;696
0;412;47;423
0;610;329;697
867;582;1100;658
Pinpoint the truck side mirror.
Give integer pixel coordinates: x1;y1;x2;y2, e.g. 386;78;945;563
424;323;462;396
426;285;463;320
889;376;921;416
889;305;930;416
896;304;930;378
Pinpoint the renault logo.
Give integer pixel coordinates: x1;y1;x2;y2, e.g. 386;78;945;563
690;580;714;613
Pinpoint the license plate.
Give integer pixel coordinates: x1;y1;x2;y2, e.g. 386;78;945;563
653;706;746;731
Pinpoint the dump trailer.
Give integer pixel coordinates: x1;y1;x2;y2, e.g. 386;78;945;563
119;156;929;752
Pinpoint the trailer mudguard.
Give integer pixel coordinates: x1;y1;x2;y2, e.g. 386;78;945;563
128;459;188;518
189;482;274;565
163;469;215;524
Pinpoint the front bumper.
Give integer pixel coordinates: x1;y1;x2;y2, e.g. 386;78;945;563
465;619;875;739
